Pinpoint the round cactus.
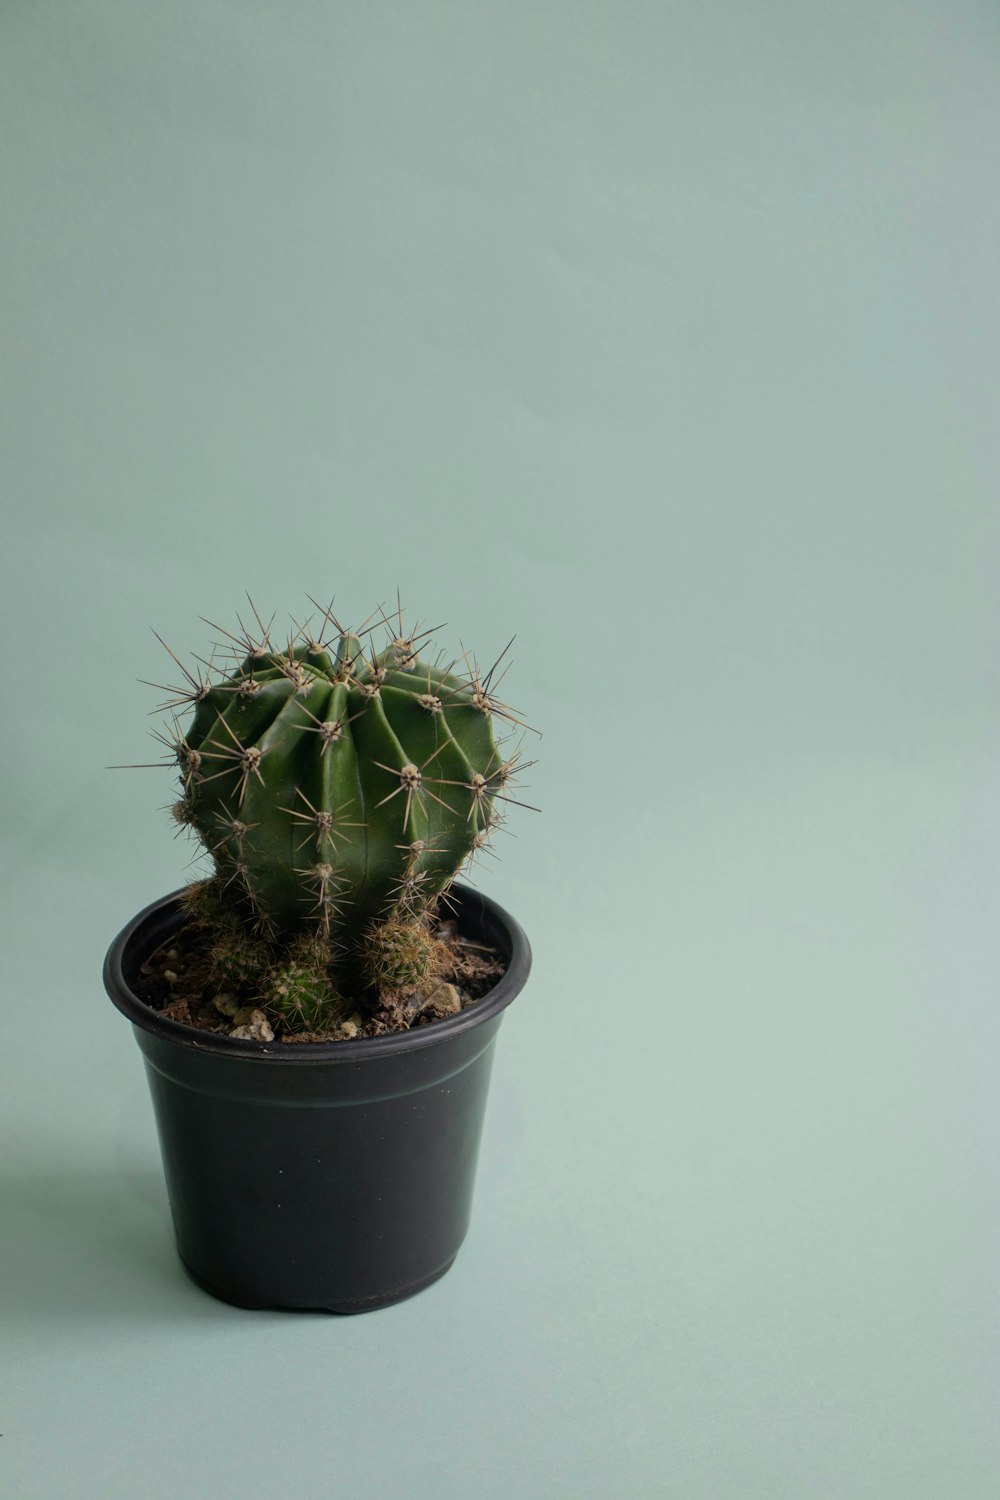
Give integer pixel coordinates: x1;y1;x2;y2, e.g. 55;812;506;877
266;929;343;1031
166;604;525;948
359;914;446;994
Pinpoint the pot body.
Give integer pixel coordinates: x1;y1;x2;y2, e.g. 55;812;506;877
104;885;530;1312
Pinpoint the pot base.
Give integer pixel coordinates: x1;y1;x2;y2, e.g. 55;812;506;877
179;1251;459;1314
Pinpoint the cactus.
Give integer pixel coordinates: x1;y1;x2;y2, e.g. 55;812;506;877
358;915;447;994
141;599;534;1031
266;930;345;1031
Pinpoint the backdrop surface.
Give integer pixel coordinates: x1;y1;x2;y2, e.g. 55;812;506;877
2;3;998;1497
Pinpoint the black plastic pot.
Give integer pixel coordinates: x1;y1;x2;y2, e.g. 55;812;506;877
103;883;530;1313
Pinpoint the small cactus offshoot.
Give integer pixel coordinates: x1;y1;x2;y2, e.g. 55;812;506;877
128;597;536;1035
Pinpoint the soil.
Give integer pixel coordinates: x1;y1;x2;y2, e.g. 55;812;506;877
133;912;506;1043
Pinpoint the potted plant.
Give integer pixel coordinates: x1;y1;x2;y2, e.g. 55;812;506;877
104;598;534;1312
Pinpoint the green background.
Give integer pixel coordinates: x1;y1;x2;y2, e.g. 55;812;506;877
2;3;998;1496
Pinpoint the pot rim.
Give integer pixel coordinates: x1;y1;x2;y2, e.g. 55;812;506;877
104;882;531;1065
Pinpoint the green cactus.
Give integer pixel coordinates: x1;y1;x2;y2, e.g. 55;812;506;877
266;930;345;1031
358;914;446;994
146;599;534;1030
